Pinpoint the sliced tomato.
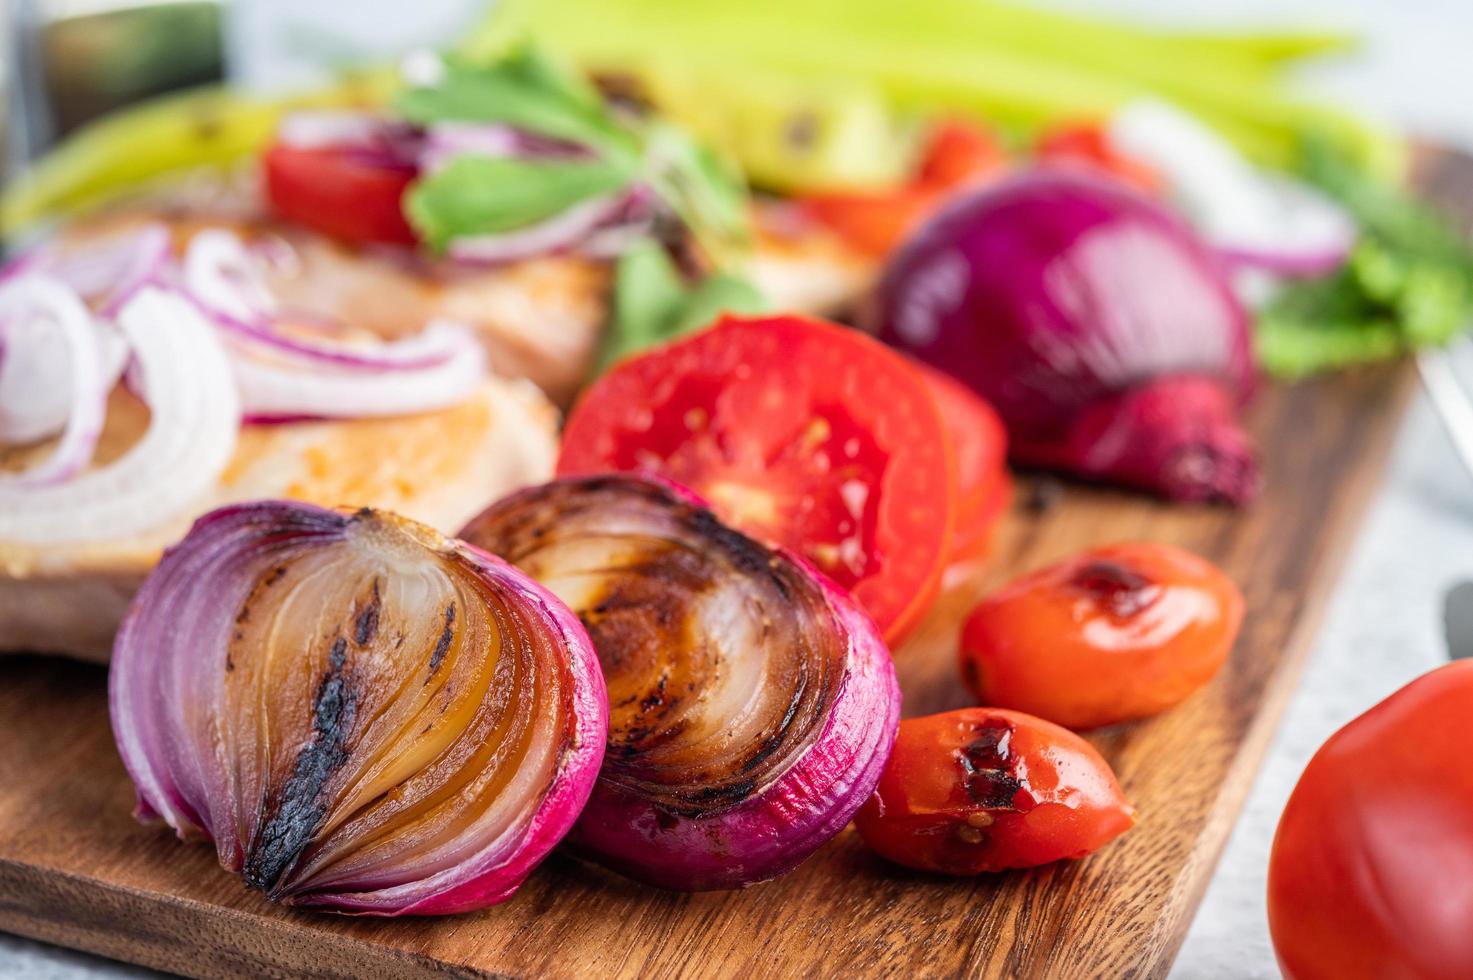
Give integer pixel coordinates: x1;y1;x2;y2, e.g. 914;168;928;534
855;708;1136;874
1035;122;1163;195
558;313;956;644
798;119;1007;257
915;363;1010;562
263;143;419;247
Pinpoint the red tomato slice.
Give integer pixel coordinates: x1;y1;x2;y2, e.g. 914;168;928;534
558;314;957;644
798;119;1007;257
263;143;419;247
915;363;1010;561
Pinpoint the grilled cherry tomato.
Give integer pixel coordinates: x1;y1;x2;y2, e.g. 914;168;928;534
916;363;1010;562
1269;662;1473;980
1035;122;1162;194
856;708;1135;874
960;542;1242;729
264;143;419;246
799;119;1006;256
558;313;956;644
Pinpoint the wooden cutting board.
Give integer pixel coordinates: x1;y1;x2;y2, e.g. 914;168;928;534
0;149;1465;980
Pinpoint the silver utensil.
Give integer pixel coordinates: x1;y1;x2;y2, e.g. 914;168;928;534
1417;344;1473;485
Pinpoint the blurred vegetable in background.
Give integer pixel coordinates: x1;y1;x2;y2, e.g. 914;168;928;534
1256;139;1473;377
472;0;1402;192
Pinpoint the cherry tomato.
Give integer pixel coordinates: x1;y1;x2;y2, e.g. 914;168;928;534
960;543;1242;729
915;362;1011;562
263;143;419;246
856;708;1135;874
1035;122;1163;195
558;313;957;643
1269;661;1473;980
799;119;1007;256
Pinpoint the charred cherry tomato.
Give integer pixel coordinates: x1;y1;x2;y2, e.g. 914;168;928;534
1035;122;1162;195
264;143;419;246
558;313;957;644
916;362;1011;562
960;543;1242;729
856;708;1135;874
1269;661;1473;980
799;119;1006;256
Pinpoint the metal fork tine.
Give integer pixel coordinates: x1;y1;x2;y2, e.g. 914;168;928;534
1417;343;1473;484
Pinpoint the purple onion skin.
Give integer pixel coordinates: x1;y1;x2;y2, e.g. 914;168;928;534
874;169;1261;504
109;500;608;916
460;475;902;891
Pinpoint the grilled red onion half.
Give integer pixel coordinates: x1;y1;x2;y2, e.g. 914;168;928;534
110;501;607;915
459;475;900;890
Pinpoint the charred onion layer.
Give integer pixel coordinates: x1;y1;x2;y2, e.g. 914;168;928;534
109;501;607;915
460;475;900;890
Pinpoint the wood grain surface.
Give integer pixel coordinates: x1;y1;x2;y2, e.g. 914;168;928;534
0;149;1466;979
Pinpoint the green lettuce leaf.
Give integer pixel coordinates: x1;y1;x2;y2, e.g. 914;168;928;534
405;155;633;251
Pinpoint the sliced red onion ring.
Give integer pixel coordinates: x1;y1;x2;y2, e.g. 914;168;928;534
229;318;486;420
459;475;901;890
0;277;107;484
0;287;240;543
447;186;651;265
1108;99;1356;287
183;230;472;371
421;122;592;174
275;110;423;171
110;501;608;914
43;223;174;316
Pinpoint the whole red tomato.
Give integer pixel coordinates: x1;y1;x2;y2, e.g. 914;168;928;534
960;542;1242;729
1268;661;1473;980
855;708;1135;874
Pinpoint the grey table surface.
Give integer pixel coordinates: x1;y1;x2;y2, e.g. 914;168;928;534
3;0;1471;977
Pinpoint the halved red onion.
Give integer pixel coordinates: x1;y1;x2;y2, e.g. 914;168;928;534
0;277;107;482
110;501;608;915
459;474;900;890
0;286;239;542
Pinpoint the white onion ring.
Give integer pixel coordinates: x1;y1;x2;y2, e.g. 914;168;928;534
0;277;108;484
0;287;240;543
183;230;470;371
229;318;486;420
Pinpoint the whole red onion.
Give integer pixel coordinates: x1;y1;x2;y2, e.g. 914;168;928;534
874;170;1259;504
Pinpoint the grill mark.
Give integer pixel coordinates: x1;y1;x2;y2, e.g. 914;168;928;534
958;719;1032;811
354;579;382;646
243;636;356;897
428;604;456;674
